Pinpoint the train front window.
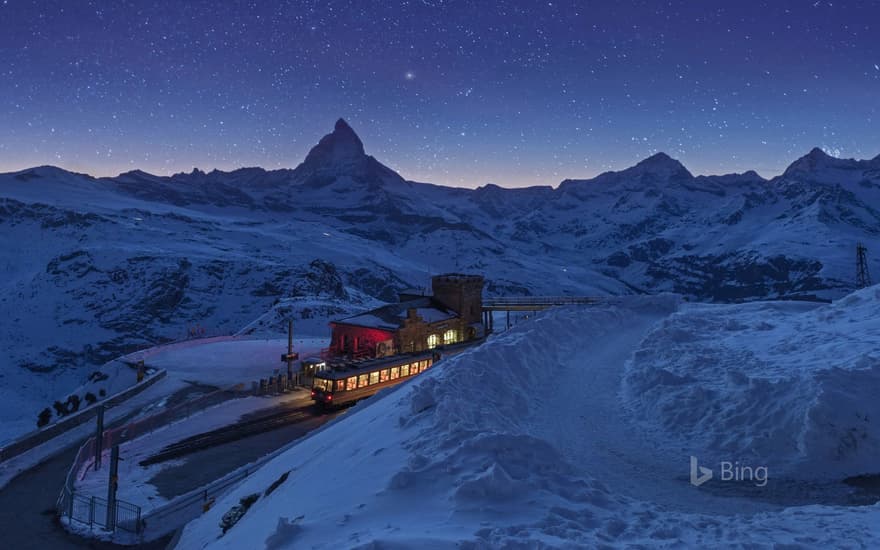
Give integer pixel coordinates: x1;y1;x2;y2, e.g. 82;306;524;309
314;378;331;391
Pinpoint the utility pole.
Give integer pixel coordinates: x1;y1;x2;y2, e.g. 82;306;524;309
107;445;120;531
857;242;872;289
94;405;104;471
281;319;298;387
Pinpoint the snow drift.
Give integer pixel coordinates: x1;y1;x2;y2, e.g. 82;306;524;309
176;294;880;548
624;284;880;481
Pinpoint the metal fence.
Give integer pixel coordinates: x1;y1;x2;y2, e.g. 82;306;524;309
57;386;248;530
66;493;142;534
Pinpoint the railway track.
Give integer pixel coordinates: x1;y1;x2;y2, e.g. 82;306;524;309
139;404;323;466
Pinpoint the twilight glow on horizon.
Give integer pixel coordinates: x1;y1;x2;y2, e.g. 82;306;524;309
1;0;879;188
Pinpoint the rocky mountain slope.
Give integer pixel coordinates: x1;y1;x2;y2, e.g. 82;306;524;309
0;118;878;440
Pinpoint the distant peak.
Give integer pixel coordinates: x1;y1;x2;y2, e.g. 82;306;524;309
335;118;354;132
631;152;692;177
783;147;848;177
302;118;366;167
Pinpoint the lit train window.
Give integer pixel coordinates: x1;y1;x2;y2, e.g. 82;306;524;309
390;367;399;380
346;377;357;390
427;334;439;349
369;371;380;385
380;369;389;382
420;360;428;371
335;380;346;391
358;374;369;388
401;364;410;376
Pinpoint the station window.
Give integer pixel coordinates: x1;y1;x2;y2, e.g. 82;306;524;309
380;369;390;382
401;364;410;377
358;374;369;388
390;367;399;380
369;371;380;385
335;379;346;392
443;329;457;345
346;377;357;391
427;334;439;349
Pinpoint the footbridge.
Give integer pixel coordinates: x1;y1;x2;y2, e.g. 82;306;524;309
481;296;608;331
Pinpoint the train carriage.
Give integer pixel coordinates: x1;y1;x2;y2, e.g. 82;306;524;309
311;350;440;407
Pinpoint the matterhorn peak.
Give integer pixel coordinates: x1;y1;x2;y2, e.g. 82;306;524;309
301;118;367;168
630;152;692;178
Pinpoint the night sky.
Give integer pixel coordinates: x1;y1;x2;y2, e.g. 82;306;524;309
1;1;879;187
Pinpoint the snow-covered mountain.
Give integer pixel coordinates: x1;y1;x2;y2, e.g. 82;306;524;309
1;118;878;441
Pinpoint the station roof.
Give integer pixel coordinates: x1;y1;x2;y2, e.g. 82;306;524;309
332;297;457;330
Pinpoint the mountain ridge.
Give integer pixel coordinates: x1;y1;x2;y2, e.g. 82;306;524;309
5;120;876;193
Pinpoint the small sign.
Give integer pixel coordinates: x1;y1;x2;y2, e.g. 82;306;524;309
281;353;299;362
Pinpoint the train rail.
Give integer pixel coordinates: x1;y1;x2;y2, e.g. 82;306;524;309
139;404;327;466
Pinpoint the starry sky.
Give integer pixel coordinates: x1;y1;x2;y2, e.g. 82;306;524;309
1;1;879;187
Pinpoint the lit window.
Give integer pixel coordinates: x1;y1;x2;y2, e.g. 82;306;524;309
358;374;369;388
380;369;390;382
420;360;428;371
443;329;457;345
335;380;345;392
427;334;439;349
401;364;410;376
390;367;399;380
369;371;380;385
346;377;357;391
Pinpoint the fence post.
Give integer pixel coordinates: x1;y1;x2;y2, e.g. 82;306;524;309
94;405;105;471
107;445;119;531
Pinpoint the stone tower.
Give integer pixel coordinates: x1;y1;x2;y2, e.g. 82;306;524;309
431;274;484;325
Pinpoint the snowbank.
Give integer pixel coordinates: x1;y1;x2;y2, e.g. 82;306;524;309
175;294;880;548
623;285;880;480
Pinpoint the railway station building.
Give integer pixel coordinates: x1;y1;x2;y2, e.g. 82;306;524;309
328;274;484;359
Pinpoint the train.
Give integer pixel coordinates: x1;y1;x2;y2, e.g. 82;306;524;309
310;350;440;408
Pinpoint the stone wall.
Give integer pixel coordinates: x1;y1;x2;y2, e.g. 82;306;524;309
431;274;484;325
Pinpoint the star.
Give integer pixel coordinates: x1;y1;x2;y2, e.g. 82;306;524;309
404;71;416;81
